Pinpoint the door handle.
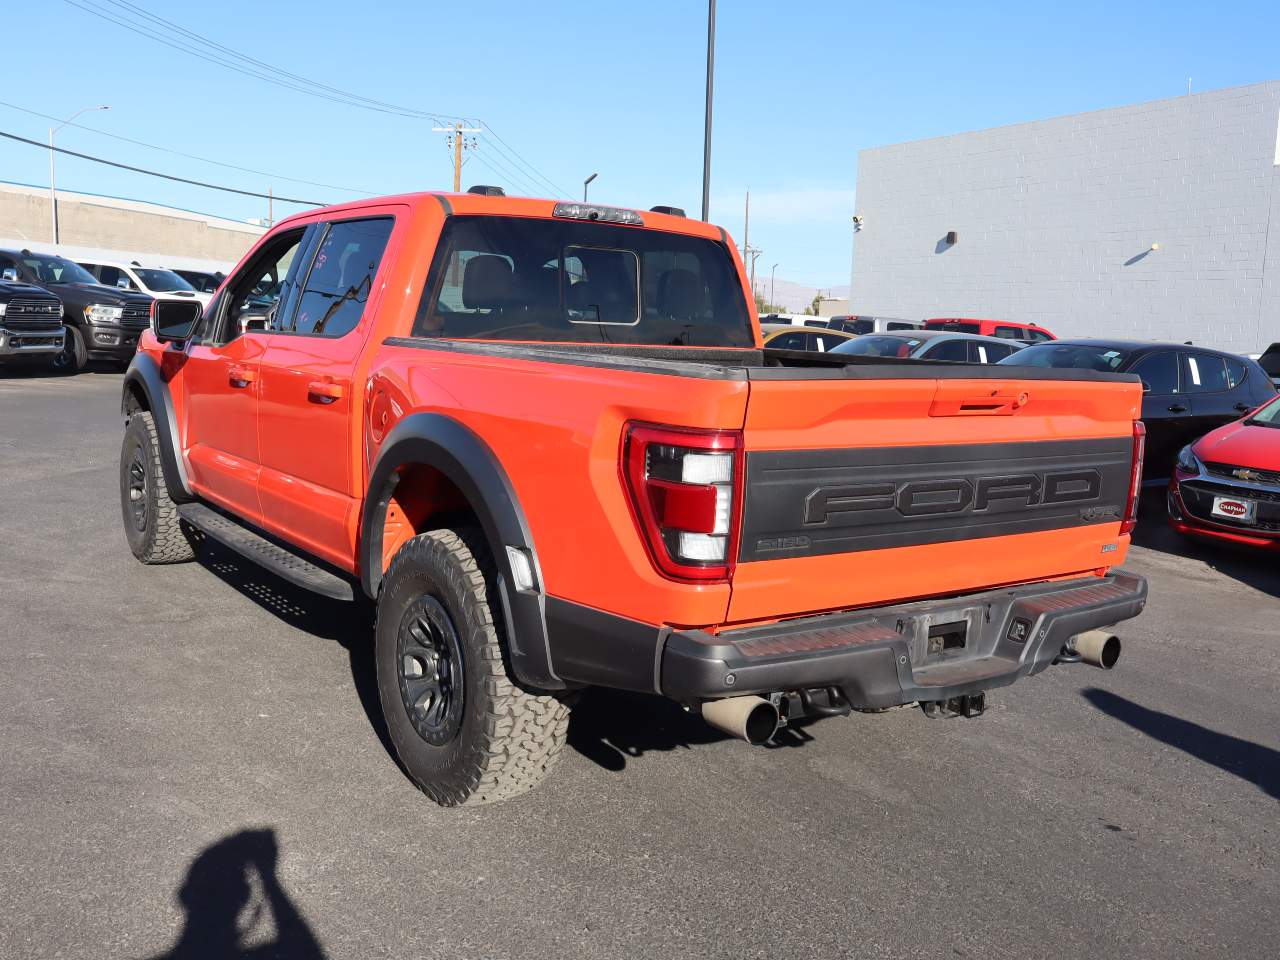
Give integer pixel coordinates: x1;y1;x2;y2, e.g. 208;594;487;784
307;380;345;404
228;365;257;387
1167;403;1188;413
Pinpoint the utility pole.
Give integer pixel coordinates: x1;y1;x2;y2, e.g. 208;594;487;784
770;262;777;309
742;188;750;262
749;248;761;299
267;185;273;227
701;0;716;221
433;122;481;192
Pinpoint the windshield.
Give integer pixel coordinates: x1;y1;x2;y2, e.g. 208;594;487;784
134;268;195;293
1248;395;1280;426
830;335;922;358
413;215;753;346
998;343;1130;372
178;271;219;293
21;254;98;285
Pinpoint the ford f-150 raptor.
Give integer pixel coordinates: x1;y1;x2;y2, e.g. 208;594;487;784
119;188;1148;806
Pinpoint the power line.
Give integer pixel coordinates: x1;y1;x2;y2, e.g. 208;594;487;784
61;0;569;197
0;129;322;205
0;98;373;198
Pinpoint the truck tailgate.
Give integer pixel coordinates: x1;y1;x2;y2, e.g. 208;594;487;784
727;372;1142;624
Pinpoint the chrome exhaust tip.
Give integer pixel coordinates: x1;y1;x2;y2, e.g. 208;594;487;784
701;696;779;745
1070;630;1122;670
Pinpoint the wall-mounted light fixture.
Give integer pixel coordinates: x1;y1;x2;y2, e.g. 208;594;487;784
1149;242;1161;251
945;230;958;245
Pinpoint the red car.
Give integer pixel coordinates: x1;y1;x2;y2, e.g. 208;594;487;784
925;318;1055;343
1168;394;1280;549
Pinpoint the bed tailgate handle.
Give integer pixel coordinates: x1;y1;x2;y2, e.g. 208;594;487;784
929;384;1030;417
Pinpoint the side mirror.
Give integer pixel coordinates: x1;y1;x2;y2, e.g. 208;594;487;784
152;299;202;343
1;266;17;282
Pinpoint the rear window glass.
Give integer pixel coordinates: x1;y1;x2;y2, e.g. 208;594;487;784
412;216;752;346
999;343;1129;372
831;335;920;358
927;320;980;333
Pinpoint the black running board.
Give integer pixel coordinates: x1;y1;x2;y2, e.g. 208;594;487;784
178;502;355;601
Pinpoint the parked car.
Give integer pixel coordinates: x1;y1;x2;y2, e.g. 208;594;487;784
0;266;64;367
77;259;212;308
0;249;153;372
172;268;225;294
119;190;1146;806
1168;392;1280;550
926;318;1055;343
998;339;1277;480
830;330;1024;364
761;322;857;352
826;315;922;335
1256;343;1280;389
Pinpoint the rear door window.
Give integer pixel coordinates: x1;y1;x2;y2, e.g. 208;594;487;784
1180;352;1229;393
993;326;1024;340
414;215;753;346
924;338;970;362
1129;351;1180;393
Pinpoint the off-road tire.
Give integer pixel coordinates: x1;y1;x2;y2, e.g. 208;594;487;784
376;528;570;805
53;326;87;374
120;411;196;564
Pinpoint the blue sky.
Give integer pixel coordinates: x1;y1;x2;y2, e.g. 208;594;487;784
2;0;1278;287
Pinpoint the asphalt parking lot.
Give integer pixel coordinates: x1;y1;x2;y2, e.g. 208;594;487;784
2;368;1277;960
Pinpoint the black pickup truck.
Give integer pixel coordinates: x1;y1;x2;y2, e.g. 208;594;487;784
0;249;152;372
0;270;64;368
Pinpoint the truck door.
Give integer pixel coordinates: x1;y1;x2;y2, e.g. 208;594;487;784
255;214;397;569
181;227;313;523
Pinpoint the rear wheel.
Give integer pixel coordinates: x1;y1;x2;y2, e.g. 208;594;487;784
375;528;570;805
119;411;196;564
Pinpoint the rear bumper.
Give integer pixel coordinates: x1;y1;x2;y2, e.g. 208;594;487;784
661;571;1147;707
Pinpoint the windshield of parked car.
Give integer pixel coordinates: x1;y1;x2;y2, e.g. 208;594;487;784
412;215;754;346
20;254;98;285
134;269;195;293
1247;395;1280;426
177;271;219;292
830;335;922;358
998;343;1130;371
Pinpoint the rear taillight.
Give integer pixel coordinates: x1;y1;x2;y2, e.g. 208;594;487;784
1120;420;1146;536
622;422;743;582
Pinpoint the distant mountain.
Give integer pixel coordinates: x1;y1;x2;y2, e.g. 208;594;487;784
757;278;850;314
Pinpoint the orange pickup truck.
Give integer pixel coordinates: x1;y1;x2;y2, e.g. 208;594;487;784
119;189;1147;806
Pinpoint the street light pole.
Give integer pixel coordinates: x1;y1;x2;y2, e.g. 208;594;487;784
700;0;716;221
583;172;597;202
49;104;109;245
770;262;777;309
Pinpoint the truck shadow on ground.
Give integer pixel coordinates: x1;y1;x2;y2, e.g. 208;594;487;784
194;540;393;761
567;688;814;771
1129;490;1280;600
1083;688;1279;802
142;827;326;960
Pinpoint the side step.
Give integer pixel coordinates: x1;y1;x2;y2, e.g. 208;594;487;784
177;502;355;601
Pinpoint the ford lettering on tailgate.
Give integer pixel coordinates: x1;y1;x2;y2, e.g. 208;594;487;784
740;438;1131;561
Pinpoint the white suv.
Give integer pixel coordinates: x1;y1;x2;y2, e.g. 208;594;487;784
77;259;212;308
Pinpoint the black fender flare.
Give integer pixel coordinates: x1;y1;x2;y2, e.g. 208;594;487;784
121;353;194;503
360;413;562;690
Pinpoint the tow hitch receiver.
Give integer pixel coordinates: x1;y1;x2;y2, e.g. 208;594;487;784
920;693;986;719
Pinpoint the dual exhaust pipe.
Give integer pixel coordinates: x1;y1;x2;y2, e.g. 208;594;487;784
701;630;1121;744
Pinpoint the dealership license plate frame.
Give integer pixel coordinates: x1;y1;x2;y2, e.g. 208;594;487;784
1210;495;1257;524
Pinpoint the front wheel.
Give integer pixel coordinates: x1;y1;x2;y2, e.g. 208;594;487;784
52;326;86;374
375;528;570;805
119;411;196;564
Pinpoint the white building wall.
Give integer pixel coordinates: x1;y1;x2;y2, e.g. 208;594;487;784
851;81;1280;353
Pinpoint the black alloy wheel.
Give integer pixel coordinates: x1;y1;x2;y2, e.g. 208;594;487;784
397;596;465;746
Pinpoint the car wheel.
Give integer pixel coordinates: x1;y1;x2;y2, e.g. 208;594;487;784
52;326;87;374
119;411;196;564
375;528;570;806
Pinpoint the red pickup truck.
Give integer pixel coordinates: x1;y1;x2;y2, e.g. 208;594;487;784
119;190;1147;806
